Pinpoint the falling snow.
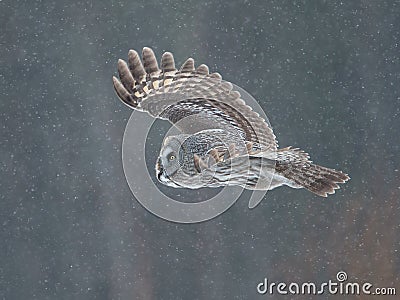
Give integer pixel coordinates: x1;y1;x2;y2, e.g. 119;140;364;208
1;1;399;299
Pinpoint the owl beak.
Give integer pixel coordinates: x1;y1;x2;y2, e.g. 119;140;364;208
155;157;182;187
156;157;171;184
157;170;163;182
156;157;163;181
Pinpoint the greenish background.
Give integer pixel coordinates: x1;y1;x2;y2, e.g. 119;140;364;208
1;0;399;299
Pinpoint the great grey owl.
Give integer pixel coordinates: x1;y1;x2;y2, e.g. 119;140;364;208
113;47;349;197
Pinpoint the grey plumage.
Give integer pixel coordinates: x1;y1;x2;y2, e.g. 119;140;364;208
113;47;350;197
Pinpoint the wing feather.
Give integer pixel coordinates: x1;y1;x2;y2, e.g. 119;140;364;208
113;47;277;150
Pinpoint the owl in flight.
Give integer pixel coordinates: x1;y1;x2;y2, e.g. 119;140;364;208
113;47;349;197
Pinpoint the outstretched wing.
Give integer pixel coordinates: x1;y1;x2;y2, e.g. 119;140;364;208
113;47;277;151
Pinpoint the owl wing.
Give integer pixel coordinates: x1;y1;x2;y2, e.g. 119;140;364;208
113;47;277;151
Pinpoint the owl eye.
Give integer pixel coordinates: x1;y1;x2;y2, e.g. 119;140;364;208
168;154;176;161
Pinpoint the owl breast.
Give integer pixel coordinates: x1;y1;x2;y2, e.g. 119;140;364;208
176;129;245;173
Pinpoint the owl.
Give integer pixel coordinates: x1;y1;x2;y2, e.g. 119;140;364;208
113;47;349;197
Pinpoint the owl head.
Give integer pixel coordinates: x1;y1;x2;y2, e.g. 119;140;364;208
156;134;193;188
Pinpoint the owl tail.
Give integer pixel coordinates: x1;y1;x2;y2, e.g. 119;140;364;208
274;148;350;197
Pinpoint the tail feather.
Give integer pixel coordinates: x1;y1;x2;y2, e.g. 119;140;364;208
275;148;350;197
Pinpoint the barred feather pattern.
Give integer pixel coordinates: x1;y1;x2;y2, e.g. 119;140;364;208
113;47;277;150
113;47;350;197
274;148;350;197
193;146;350;196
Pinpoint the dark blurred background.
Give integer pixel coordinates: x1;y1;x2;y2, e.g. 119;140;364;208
1;0;399;299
